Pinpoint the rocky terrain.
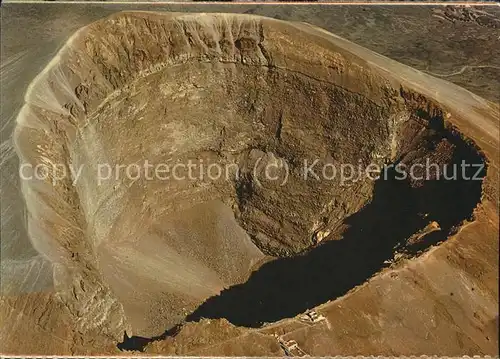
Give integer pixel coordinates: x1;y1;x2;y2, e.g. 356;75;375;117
1;9;498;356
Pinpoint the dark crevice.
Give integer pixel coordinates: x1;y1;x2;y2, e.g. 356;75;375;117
275;111;284;142
118;325;181;352
117;333;150;352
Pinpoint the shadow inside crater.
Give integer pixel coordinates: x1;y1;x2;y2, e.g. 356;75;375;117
118;123;485;352
186;129;485;328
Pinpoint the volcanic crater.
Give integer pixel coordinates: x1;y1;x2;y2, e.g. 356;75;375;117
13;12;485;348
